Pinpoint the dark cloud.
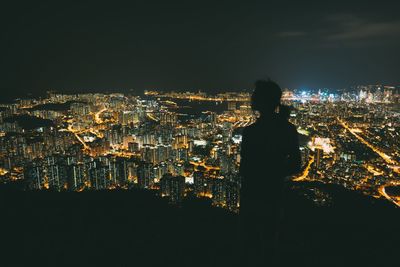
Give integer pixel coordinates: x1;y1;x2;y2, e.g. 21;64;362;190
325;14;400;41
278;31;308;38
280;13;400;46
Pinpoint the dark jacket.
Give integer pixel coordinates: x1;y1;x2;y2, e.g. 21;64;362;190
239;114;301;213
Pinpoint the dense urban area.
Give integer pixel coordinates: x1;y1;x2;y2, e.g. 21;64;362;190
0;85;399;213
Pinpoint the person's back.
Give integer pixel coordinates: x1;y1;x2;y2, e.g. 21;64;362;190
240;114;298;205
239;80;301;266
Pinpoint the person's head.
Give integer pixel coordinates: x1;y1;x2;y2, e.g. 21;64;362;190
251;79;282;116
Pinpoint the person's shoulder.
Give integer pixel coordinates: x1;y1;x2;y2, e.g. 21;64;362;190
285;122;299;138
286;121;297;132
276;118;297;133
243;123;258;133
240;124;257;140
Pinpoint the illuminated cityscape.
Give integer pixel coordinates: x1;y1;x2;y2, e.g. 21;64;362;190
2;0;400;265
1;85;399;212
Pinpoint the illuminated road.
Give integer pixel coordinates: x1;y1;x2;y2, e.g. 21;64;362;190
66;120;90;150
233;120;253;128
88;108;108;138
146;112;159;122
90;130;104;138
338;118;400;175
379;183;400;207
338;117;400;206
0;168;9;176
66;106;107;152
189;161;220;171
161;100;178;107
293;155;315;182
66;112;142;157
94;108;107;124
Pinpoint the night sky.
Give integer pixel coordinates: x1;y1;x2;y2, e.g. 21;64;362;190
1;1;400;99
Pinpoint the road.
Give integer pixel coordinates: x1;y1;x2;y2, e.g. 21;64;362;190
146;112;159;122
378;183;400;207
338;117;400;206
189;161;220;171
94;107;107;124
338;118;399;175
66;119;90;150
293;155;315;182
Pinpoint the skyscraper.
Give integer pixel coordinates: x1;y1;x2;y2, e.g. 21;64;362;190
160;173;186;204
137;162;154;189
314;148;323;170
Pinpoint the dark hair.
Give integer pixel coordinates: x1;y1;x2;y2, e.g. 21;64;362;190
251;79;282;114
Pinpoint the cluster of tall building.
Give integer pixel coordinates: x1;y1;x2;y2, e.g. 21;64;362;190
356;85;399;103
24;154;136;191
0;84;399;210
0;92;243;212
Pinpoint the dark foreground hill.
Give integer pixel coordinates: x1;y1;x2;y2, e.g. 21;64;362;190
0;183;399;267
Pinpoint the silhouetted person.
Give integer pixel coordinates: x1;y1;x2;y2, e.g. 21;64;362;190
239;80;301;266
278;104;292;121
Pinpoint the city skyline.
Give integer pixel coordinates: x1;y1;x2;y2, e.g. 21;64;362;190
1;86;399;212
2;82;400;103
1;84;399;266
2;2;400;266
